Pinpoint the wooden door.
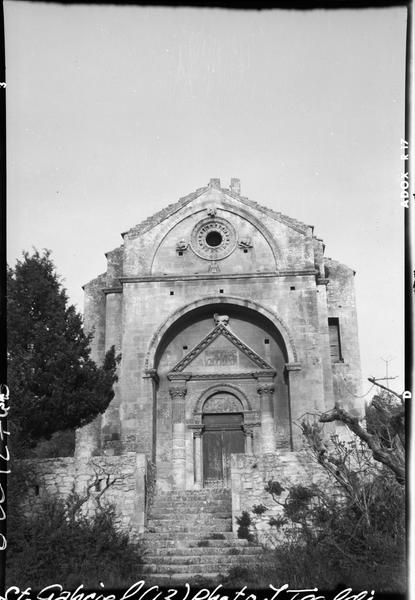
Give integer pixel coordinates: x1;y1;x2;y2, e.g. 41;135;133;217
202;413;245;487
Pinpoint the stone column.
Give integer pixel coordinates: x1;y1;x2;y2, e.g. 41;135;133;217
257;383;276;453
169;385;187;489
242;424;254;454
193;428;203;487
285;362;302;449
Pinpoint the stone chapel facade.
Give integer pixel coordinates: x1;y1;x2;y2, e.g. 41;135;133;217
74;177;362;498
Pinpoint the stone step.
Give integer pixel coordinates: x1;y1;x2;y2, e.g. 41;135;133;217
142;538;251;549
147;519;232;527
146;525;233;533
142;560;259;574
150;502;232;510
150;507;231;515
150;510;232;521
136;573;221;583
143;546;262;556
142;531;242;540
155;490;231;497
143;553;262;564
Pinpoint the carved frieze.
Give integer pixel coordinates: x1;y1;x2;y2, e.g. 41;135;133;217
202;394;243;413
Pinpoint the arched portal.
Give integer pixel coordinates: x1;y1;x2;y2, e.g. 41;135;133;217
152;301;293;491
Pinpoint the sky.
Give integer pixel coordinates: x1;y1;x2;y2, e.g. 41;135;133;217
4;3;407;394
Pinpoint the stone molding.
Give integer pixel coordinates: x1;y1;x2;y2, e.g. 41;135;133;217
170;322;274;373
120;270;317;284
285;362;302;372
176;371;275;381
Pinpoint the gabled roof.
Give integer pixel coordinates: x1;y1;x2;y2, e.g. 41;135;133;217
170;321;274;373
122;179;312;240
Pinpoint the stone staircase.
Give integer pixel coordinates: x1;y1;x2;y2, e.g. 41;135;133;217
139;489;263;585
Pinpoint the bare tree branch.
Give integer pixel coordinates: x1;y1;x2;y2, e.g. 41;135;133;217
367;377;404;403
319;407;405;485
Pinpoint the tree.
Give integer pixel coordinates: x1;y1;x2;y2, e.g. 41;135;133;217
318;379;405;484
7;250;119;452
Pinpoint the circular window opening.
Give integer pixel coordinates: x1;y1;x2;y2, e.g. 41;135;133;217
206;231;222;247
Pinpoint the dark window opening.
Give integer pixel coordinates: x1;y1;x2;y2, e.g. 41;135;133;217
243;249;248;253
264;339;270;344
170;291;174;296
219;289;224;294
34;485;39;496
178;251;183;256
206;231;222;247
290;286;296;291
183;345;188;350
328;317;342;362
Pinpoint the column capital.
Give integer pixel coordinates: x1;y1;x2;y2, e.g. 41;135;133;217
144;368;159;384
242;424;256;436
169;386;187;399
257;383;275;395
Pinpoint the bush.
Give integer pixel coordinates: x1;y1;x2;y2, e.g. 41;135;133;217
6;495;143;589
236;511;254;542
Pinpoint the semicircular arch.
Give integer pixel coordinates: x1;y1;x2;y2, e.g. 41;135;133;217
144;295;298;371
194;384;252;415
149;203;281;275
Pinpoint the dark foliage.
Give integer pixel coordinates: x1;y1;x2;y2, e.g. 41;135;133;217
7;250;120;453
236;510;254;542
252;503;268;515
6;493;143;589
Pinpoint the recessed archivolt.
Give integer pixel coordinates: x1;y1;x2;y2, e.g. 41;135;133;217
144;296;298;371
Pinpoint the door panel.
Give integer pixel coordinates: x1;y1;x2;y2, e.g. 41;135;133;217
203;431;223;483
202;413;244;487
221;428;245;486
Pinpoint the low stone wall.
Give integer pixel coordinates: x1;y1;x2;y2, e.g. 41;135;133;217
230;451;331;546
19;452;149;538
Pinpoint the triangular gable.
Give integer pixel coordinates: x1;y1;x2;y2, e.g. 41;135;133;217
170;323;274;373
122;180;311;241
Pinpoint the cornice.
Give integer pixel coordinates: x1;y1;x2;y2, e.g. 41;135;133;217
118;269;317;284
169;371;275;380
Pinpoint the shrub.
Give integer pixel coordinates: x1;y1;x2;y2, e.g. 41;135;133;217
6;495;143;589
236;511;254;542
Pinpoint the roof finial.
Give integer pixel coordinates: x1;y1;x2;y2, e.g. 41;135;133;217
230;178;241;195
209;178;221;189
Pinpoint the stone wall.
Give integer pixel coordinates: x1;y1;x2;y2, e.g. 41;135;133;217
230;450;332;546
19;452;150;538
